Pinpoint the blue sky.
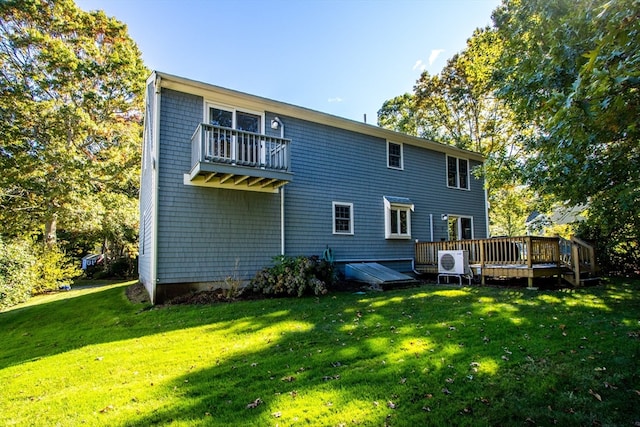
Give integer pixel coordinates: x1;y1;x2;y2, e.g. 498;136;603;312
76;0;501;125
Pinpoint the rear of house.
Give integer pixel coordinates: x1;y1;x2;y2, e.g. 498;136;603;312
139;71;488;303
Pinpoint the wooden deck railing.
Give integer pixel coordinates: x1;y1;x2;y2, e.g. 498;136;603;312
415;236;597;286
415;236;560;267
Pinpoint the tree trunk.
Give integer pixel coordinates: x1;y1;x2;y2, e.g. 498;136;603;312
45;213;58;248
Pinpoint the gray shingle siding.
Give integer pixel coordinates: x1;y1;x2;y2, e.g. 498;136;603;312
138;80;156;293
141;74;487;300
155;89;281;285
274;114;486;265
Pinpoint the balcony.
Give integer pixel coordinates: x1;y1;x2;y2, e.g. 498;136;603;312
188;124;293;193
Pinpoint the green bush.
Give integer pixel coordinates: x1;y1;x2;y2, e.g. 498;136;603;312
0;238;82;310
106;257;135;278
250;255;334;297
0;238;38;310
32;245;82;294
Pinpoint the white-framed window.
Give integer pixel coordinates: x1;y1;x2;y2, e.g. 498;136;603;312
384;196;414;239
205;102;265;164
205;102;264;133
333;202;354;235
387;141;403;169
446;215;474;240
447;155;470;190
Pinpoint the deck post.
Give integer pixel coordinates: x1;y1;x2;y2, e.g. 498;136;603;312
479;241;486;285
572;242;581;286
525;237;535;289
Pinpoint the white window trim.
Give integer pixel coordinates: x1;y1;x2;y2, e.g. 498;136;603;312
332;201;354;235
387;141;404;170
384;197;414;239
446;214;474;240
446;155;470;190
204;101;265;132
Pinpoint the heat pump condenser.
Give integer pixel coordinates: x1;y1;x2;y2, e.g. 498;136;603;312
438;250;470;275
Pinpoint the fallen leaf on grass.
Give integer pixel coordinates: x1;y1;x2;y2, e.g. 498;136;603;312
589;389;602;401
246;398;262;409
322;375;340;381
99;405;114;413
442;387;452;395
272;411;282;418
387;401;396;409
281;376;295;382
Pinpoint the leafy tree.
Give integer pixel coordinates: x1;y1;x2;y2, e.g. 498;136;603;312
378;28;536;235
492;0;640;273
489;185;533;237
0;0;147;255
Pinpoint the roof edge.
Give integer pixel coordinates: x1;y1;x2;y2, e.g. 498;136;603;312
151;71;484;162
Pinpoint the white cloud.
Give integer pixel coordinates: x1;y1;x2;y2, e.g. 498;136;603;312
412;59;426;72
328;97;343;103
428;49;445;65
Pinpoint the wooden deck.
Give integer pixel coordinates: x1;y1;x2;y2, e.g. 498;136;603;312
415;236;598;287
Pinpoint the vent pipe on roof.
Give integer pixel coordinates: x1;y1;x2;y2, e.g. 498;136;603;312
364;113;367;124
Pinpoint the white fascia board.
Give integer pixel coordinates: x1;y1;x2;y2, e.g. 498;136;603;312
153;71;484;163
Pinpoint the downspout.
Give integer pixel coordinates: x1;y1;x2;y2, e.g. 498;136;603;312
281;187;285;255
272;117;286;255
151;74;162;304
429;213;434;242
484;186;490;238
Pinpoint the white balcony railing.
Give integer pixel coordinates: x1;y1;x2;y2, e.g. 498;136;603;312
191;124;290;172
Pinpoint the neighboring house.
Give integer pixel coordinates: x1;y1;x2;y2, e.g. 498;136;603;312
526;204;588;235
138;71;488;303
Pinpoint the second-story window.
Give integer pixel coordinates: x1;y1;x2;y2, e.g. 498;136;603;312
206;104;264;164
387;141;403;169
447;155;469;190
208;106;261;133
209;107;232;128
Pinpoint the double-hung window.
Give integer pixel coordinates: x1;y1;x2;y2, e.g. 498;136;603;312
447;155;469;190
387;141;403;169
333;202;354;235
384;196;413;239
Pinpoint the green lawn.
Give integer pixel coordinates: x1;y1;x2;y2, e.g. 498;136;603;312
1;279;639;426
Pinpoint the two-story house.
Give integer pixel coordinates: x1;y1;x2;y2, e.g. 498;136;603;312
139;71;488;303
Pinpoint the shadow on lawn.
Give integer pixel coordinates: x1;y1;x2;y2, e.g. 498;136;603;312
1;280;638;425
118;280;640;426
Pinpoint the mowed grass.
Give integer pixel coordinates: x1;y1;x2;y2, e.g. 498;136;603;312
1;279;639;426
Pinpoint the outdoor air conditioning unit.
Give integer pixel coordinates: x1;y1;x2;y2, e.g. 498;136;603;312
438;250;470;275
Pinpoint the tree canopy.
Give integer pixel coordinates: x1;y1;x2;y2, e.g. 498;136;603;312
492;0;640;271
378;28;533;236
378;0;639;272
0;0;147;253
